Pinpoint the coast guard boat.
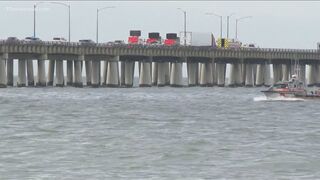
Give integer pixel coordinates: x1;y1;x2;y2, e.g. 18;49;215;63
261;74;306;98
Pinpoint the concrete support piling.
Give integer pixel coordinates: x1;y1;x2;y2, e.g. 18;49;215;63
315;65;320;87
307;64;315;86
152;62;158;86
157;62;166;87
164;62;170;85
170;62;183;87
27;60;34;86
91;60;100;87
282;64;289;81
206;62;213;86
139;61;152;87
264;64;272;86
0;57;7;88
229;63;236;87
74;58;83;88
17;59;26;87
37;59;46;86
245;64;254;87
216;63;226;87
47;60;55;86
55;60;64;87
187;62;197;86
255;64;264;86
101;60;108;86
124;61;134;87
199;63;207;87
106;61;119;87
120;61;125;86
67;60;73;86
212;62;217;86
234;63;243;86
85;61;92;86
7;59;13;86
273;64;282;83
300;64;306;84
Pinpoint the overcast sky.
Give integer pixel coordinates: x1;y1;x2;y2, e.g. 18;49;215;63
1;1;319;49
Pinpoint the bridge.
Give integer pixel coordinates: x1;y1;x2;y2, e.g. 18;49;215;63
0;40;320;88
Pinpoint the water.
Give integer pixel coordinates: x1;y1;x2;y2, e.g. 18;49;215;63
0;86;320;179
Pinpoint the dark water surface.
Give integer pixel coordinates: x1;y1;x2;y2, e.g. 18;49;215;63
0;86;320;179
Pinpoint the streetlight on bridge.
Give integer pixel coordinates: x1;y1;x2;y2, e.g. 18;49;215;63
96;6;115;43
33;1;71;42
205;12;223;39
177;8;187;46
235;16;252;40
226;13;235;39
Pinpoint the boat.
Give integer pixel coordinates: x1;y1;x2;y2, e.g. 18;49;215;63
261;75;308;99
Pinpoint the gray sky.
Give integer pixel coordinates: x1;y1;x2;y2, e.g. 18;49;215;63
1;1;319;49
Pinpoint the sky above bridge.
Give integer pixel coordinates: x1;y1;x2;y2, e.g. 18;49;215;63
0;1;319;49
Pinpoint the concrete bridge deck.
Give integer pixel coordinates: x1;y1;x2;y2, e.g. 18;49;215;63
0;40;320;88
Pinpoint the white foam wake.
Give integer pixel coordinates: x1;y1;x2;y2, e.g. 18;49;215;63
253;96;305;102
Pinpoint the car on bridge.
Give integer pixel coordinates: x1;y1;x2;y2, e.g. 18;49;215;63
79;39;95;46
6;37;20;44
23;37;42;44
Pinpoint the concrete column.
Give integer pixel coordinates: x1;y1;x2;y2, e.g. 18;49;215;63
199;63;207;86
308;64;316;86
216;63;226;87
234;63;242;86
300;64;306;84
55;60;64;87
157;62;166;87
66;60;73;86
273;64;282;83
7;59;13;86
187;62;197;86
152;62;158;86
37;59;46;86
264;63;272;86
47;60;55;86
17;59;26;87
0;57;7;88
120;61;125;86
255;64;264;86
74;57;83;88
27;60;34;86
315;64;320;87
139;61;152;87
229;63;236;87
245;64;254;87
206;62;213;87
170;62;183;87
212;61;217;86
164;62;170;85
85;61;92;86
91;60;100;87
101;60;108;86
106;61;119;87
241;63;246;86
124;61;134;87
282;64;289;81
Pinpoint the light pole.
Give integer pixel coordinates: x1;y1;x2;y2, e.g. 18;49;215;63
96;6;115;43
226;13;235;39
177;8;187;46
34;2;71;41
235;16;252;40
205;12;223;38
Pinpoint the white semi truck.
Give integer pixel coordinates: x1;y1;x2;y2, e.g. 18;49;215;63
179;32;216;47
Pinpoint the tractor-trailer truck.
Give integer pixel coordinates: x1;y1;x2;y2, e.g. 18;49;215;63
179;32;216;47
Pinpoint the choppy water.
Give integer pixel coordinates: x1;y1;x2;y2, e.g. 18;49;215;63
0;86;320;179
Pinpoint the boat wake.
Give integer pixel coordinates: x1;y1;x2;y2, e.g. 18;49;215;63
253;96;305;102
